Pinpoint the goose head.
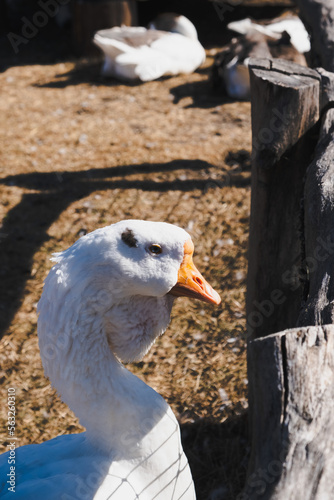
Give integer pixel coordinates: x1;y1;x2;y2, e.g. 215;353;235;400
38;220;220;371
37;220;220;452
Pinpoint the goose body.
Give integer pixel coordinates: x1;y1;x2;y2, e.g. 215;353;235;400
0;220;220;499
227;15;311;54
93;14;205;81
213;15;309;100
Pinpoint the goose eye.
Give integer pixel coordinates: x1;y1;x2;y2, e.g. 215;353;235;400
148;244;163;255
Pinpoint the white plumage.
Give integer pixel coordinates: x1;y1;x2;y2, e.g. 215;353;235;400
0;220;220;499
227;15;311;54
93;14;206;81
213;14;309;100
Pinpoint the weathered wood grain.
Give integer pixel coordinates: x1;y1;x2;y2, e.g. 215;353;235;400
244;326;334;500
316;68;334;110
249;58;320;170
245;59;334;500
246;59;320;341
298;107;334;326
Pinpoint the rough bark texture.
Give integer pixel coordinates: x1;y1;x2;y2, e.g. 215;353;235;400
245;62;334;500
316;67;334;110
244;326;334;500
249;58;320;170
297;0;334;73
298;108;334;325
246;59;320;341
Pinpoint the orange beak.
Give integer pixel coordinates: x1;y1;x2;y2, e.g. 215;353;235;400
169;240;221;305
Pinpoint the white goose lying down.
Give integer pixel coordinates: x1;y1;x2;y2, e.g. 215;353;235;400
93;14;206;81
213;14;310;100
0;220;221;500
227;15;311;54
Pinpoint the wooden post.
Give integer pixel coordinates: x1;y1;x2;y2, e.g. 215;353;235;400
72;0;138;56
297;108;334;325
244;60;334;499
246;59;321;341
244;326;334;500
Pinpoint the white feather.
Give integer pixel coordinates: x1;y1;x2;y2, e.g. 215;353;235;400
0;220;197;499
93;15;205;81
228;15;311;53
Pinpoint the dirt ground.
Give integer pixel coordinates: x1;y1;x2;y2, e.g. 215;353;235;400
0;28;254;498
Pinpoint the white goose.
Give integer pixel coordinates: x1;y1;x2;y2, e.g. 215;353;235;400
227;15;311;54
213;14;310;100
0;220;220;499
93;14;206;81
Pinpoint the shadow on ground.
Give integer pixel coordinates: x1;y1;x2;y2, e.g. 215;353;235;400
0;159;250;338
182;412;249;500
33;61;233;110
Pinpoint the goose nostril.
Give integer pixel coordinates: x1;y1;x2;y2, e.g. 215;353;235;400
194;276;203;287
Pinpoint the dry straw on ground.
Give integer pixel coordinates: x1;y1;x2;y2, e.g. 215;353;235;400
0;46;251;499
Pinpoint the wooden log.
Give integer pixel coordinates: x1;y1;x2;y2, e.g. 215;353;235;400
72;0;137;56
297;0;334;73
316;67;334;110
249;58;320;170
244;64;334;500
246;59;321;341
297;106;334;325
242;326;334;500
